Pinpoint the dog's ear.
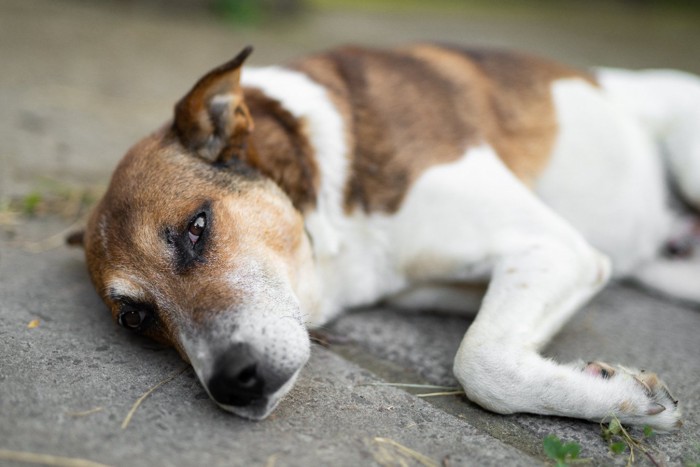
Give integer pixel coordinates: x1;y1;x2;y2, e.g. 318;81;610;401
173;46;255;164
66;229;85;248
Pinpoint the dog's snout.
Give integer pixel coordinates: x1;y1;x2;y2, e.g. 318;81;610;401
207;343;265;407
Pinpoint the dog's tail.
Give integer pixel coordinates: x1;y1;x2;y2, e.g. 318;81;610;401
597;67;700;210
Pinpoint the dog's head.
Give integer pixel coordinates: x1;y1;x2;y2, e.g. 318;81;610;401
76;47;319;419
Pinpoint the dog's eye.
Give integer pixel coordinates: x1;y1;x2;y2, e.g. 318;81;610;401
188;214;206;245
118;309;148;330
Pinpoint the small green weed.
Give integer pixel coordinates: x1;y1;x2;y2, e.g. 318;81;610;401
3;181;101;220
601;416;660;466
22;191;42;216
685;441;700;467
543;434;587;466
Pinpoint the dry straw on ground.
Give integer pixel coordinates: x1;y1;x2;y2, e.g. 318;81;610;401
121;366;189;430
371;437;440;467
0;449;112;467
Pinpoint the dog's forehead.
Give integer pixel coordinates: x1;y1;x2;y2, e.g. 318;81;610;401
102;131;262;221
97;140;210;249
111;133;244;199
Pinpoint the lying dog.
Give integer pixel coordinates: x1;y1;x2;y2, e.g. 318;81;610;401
73;44;700;430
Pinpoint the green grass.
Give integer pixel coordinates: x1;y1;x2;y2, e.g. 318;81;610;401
543;434;587;466
0;179;102;221
307;0;700;22
309;0;700;12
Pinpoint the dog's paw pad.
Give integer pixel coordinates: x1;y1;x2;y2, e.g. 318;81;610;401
583;361;616;379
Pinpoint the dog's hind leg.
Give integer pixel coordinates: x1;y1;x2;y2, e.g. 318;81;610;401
631;217;700;305
598;69;700;306
598;68;700;211
423;148;684;430
633;258;700;304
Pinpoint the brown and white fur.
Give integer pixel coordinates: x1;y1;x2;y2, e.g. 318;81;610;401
77;44;700;429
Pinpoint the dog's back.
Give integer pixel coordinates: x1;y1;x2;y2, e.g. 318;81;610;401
291;45;594;212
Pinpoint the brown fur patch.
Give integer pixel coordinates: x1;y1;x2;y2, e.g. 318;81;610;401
440;45;596;185
295;44;596;213
297;46;474;213
243;88;319;211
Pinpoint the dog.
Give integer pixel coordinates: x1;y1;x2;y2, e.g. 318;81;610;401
71;44;700;430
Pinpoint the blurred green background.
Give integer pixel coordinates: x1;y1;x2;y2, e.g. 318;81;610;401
127;0;700;23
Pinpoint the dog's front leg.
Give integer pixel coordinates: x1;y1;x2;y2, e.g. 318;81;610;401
422;149;684;431
454;238;682;430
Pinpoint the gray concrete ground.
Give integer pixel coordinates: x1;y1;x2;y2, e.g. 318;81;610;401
1;1;700;466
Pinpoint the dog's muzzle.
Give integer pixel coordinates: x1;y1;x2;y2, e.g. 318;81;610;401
181;303;311;419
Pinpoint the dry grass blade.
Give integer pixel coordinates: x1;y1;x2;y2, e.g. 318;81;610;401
0;449;112;467
0;209;19;227
372;437;440;467
264;453;280;467
362;383;461;390
121;366;188;430
416;390;465;398
67;407;104;417
15;216;89;253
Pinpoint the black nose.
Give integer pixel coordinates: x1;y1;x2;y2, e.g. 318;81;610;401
207;343;265;407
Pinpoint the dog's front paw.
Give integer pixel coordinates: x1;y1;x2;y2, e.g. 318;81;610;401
582;361;682;431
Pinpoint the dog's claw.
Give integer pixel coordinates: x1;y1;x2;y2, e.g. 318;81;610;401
633;375;654;396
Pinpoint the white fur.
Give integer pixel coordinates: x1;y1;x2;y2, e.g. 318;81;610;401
537;78;671;274
104;277;147;303
596;68;700;305
633;258;700;303
597;68;700;208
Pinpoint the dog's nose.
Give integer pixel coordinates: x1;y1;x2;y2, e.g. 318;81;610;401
207;343;265;407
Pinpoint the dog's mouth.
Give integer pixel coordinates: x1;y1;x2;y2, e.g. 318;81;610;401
209;369;301;420
203;346;301;420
